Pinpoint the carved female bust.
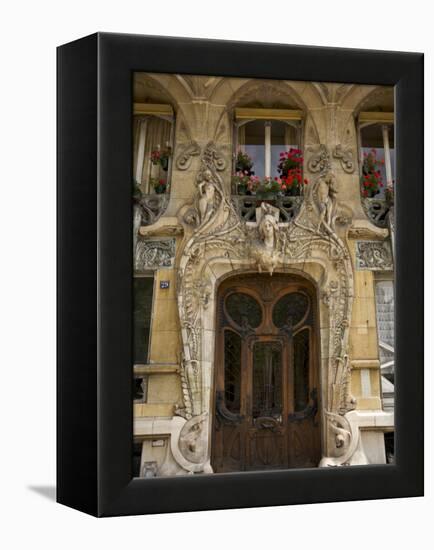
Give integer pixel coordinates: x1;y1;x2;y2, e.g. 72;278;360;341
259;214;278;250
255;211;281;275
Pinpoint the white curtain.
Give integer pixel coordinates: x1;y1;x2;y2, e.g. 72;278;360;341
375;280;394;365
140;117;172;193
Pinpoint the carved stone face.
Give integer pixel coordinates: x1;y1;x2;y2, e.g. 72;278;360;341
203;169;213;182
260;215;277;243
263;219;274;238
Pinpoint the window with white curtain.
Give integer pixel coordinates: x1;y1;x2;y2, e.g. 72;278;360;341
375;278;395;378
374;275;395;415
133;104;175;194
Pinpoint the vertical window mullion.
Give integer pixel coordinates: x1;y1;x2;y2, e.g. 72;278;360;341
239;124;245;153
382;124;393;190
264;121;271;178
166;116;174;188
357;121;364;172
135;116;148;186
234;122;242;174
284;123;291;152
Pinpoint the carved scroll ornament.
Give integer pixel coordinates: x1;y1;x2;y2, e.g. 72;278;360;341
361;197;391;229
175;141;201;170
178;412;209;464
138;194;169;226
307;144;331;174
333;144;355;173
201;140;227;171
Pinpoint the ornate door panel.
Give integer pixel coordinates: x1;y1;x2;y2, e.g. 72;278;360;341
211;274;320;473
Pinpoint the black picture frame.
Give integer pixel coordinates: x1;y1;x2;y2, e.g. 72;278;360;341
57;32;424;517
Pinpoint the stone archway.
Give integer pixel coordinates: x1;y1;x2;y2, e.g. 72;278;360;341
172;142;358;473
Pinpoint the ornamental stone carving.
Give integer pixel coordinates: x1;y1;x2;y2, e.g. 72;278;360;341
138;194;170;226
314;170;338;235
175;142;356;467
178;412;209;464
253;204;281;275
361;197;391;228
307;144;331;174
347;220;389;240
355;240;393;271
135;238;176;271
231;194;303;223
201;140;227;171
175;141;201;170
198;169;220;226
130;76;397;475
333;144;355;173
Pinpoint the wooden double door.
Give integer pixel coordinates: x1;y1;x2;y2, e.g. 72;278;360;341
211;274;321;473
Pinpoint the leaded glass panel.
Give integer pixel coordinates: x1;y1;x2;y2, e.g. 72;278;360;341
252;341;282;418
133;276;154;363
224;330;242;413
272;292;309;328
225;292;262;329
293;329;310;411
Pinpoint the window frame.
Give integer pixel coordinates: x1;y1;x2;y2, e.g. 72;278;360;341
132;272;156;369
374;271;395;401
233;108;304;181
133;103;175;195
357;111;395;198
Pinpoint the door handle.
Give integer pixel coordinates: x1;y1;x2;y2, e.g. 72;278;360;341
255;416;280;432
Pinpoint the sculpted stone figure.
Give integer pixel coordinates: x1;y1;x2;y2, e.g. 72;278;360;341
316;170;338;234
254;205;281;275
198;169;218;225
259;213;278;250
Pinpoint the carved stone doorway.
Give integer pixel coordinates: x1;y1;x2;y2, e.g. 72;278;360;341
211;273;321;472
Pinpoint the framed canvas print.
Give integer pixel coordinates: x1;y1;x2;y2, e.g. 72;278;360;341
57;33;423;517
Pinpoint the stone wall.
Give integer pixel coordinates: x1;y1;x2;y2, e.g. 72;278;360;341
133;74;394;477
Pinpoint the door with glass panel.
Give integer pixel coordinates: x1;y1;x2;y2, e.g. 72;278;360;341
211;274;320;472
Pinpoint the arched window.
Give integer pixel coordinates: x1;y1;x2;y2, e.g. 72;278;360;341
133;103;175;196
235;115;301;179
231;108;305;222
234;108;303;180
357;111;394;227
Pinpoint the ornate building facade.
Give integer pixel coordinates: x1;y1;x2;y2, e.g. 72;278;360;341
132;73;395;477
